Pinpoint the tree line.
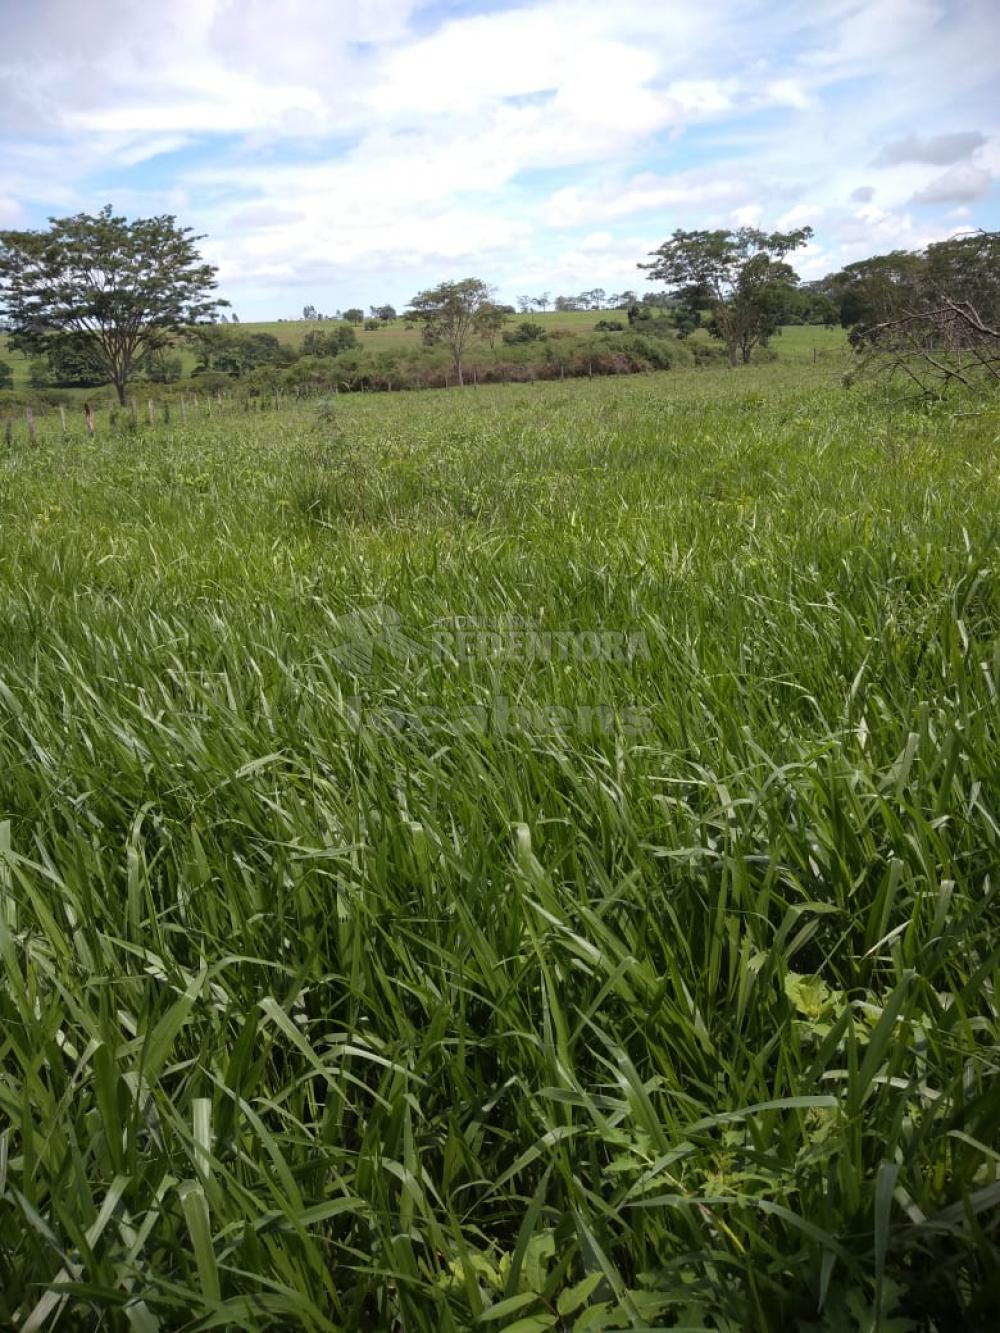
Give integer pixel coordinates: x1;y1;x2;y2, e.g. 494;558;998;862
300;304;398;327
2;206;997;402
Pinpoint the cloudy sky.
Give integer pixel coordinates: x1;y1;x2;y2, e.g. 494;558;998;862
1;0;997;317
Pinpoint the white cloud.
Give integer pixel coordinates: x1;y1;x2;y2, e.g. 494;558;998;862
763;79;813;110
0;196;24;226
732;204;764;226
664;80;738;115
874;130;987;166
910;165;992;205
792;201;961;279
1;0;997;313
546;170;751;227
579;231;615;251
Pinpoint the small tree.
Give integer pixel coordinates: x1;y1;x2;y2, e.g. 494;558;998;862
189;327;284;378
139;348;183;383
343;308;364;325
0;205;225;404
478;302;512;349
302;325;358;357
406;278;495;386
640;227;812;367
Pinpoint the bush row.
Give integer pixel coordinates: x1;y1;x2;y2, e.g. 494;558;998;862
0;330;737;410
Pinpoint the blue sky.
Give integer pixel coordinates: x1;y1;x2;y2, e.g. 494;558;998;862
2;0;997;319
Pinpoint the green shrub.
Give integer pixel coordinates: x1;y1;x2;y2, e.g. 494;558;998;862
188;368;237;393
502;320;547;345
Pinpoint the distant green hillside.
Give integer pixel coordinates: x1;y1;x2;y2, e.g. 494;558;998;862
2;317;848;404
241;307;621;349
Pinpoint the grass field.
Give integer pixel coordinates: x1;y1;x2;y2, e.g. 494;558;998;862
3;318;848;392
1;357;998;1329
245;309;619;349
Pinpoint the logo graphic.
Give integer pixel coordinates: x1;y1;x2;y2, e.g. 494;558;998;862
329;603;424;675
329;603;650;674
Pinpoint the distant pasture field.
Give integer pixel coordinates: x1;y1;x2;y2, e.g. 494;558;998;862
235;311;846;361
0;359;998;1329
246;307;620;347
3;319;849;398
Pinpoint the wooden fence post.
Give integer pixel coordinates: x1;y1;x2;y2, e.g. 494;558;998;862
84;402;95;436
26;408;36;443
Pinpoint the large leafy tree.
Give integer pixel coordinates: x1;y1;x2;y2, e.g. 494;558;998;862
824;230;1000;395
823;231;1000;334
0;205;225;403
640;227;812;366
819;250;927;330
406;278;496;386
924;231;1000;321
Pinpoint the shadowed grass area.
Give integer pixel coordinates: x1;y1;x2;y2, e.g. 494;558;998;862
0;364;998;1329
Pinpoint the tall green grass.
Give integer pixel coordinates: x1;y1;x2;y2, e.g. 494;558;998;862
0;363;998;1329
